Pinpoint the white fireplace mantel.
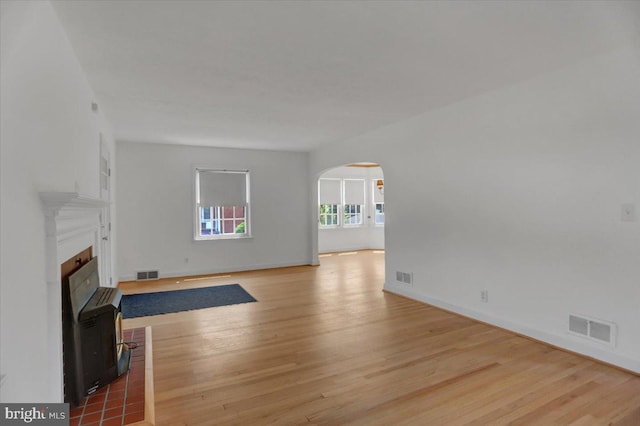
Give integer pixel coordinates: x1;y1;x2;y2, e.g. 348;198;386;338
40;191;108;212
40;191;109;402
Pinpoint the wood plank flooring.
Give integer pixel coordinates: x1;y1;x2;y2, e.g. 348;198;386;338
120;250;640;425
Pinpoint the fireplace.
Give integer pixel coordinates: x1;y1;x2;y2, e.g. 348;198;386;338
62;254;130;406
40;192;113;401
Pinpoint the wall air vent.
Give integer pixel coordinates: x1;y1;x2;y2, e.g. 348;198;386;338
569;314;615;346
396;271;413;285
136;270;159;281
589;321;612;343
569;315;588;336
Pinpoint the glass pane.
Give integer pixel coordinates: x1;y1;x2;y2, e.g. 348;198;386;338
234;220;246;234
320;205;338;226
222;220;234;234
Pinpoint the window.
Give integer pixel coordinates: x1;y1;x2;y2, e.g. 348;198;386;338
319;179;341;228
374;203;385;225
372;178;384;225
319;177;371;228
319;204;339;226
200;206;247;236
195;169;250;240
344;204;363;225
343;179;365;227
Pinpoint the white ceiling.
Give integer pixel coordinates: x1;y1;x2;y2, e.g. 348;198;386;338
52;1;639;152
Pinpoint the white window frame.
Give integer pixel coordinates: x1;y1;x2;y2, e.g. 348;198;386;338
371;179;385;227
200;206;247;237
343;178;365;228
374;202;385;226
318;178;342;229
319;178;372;229
194;168;251;240
319;203;340;227
343;203;363;226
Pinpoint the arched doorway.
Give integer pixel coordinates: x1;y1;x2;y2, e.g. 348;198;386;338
315;162;385;259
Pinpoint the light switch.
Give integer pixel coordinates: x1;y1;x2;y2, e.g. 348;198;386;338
621;204;636;222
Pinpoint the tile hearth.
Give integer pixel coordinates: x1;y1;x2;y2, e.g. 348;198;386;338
69;328;148;426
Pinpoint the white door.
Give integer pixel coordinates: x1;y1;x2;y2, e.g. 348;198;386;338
99;134;113;287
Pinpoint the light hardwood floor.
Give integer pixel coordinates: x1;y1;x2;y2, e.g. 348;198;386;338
120;251;640;425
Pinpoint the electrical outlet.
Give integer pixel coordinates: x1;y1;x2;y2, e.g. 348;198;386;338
481;290;489;303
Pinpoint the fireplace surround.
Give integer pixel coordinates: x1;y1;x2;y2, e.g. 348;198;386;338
41;192;110;402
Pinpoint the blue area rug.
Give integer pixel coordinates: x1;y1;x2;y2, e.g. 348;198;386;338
121;284;256;318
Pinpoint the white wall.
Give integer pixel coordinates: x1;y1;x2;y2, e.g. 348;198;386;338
318;166;384;253
310;47;640;373
0;1;117;402
116;142;311;281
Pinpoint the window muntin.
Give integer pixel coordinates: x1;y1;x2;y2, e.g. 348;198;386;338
196;169;250;240
344;204;363;225
319;204;339;227
200;206;246;236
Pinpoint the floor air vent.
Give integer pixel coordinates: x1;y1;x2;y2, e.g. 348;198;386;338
569;314;615;346
136;270;159;281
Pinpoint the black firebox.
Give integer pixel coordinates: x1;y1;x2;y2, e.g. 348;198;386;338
64;257;131;406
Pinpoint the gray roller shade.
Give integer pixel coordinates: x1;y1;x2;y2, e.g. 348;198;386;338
198;170;247;207
319;179;341;205
344;179;365;205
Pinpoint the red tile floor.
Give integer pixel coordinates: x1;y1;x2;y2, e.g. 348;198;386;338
70;328;146;426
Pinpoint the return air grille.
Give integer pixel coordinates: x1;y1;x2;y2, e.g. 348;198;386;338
569;314;615;346
136;270;159;281
396;271;413;285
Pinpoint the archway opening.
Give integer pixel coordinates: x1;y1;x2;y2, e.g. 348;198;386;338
316;162;385;262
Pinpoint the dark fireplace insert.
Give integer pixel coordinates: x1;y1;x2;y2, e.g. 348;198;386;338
62;256;131;406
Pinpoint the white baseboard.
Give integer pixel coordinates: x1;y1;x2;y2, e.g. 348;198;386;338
119;260;312;282
383;282;640;374
318;245;381;254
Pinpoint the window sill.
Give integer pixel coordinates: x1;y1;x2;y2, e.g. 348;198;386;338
195;234;253;241
319;225;366;230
